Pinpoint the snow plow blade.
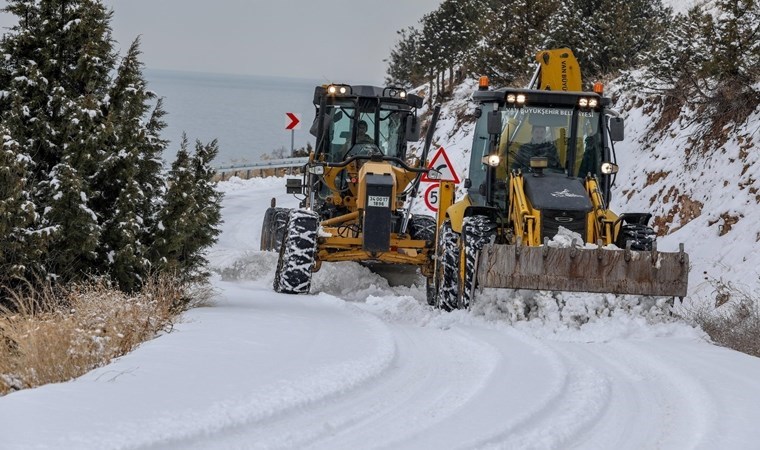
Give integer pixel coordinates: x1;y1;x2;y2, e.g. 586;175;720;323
476;243;689;297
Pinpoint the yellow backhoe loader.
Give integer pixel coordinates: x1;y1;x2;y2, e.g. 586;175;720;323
432;49;689;310
264;84;442;294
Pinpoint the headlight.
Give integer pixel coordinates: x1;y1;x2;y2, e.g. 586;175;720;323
588;98;598;108
516;94;526;104
308;165;325;175
506;94;516;103
399;91;407;98
600;162;619;174
482;154;500;167
579;97;589;107
339;86;347;94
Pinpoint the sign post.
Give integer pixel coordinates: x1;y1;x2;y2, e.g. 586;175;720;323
285;112;302;157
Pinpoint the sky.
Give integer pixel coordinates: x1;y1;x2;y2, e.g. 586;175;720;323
0;0;443;85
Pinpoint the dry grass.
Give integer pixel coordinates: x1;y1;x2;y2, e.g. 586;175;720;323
687;279;760;358
0;276;210;395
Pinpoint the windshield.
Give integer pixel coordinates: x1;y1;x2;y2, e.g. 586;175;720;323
320;101;411;162
377;104;408;159
466;104;603;205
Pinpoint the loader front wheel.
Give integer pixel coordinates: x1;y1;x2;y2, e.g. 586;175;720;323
458;215;497;309
273;210;319;294
435;219;460;311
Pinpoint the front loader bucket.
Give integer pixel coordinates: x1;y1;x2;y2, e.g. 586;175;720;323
476;243;689;297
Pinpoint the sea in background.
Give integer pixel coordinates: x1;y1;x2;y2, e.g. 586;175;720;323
144;69;322;167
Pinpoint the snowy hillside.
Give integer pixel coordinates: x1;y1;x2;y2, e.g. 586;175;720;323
611;87;760;303
407;77;760;307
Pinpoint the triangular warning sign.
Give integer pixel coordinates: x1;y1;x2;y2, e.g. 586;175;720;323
421;146;461;183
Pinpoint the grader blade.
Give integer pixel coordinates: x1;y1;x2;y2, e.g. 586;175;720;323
476;242;689;297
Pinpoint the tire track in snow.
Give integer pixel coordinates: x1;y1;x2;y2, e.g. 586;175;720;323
244;324;502;449
455;329;612;450
125;293;400;450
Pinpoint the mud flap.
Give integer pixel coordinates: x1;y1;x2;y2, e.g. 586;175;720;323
476;243;688;297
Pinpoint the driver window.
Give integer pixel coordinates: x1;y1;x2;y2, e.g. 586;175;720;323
329;108;352;161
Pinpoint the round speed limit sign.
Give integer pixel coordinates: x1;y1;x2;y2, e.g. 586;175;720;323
424;183;440;212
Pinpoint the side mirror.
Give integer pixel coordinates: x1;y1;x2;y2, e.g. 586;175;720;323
310;114;334;138
286;178;303;194
405;116;420;142
609;117;624;142
487;111;501;135
406;94;424;108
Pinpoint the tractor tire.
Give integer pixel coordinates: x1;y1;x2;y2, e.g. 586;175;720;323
271;208;290;252
616;224;656;251
458;215;497;310
409;214;436;244
435;219;460;311
260;207;276;250
425;277;437;306
260;207;290;251
273;210;319;294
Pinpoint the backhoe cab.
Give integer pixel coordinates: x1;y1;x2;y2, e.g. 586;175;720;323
264;83;442;294
432;49;689;310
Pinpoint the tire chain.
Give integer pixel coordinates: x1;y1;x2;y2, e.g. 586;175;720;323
435;220;460;311
459;215;497;309
273;210;319;294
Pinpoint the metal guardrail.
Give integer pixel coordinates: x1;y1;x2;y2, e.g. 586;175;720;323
215;157;309;172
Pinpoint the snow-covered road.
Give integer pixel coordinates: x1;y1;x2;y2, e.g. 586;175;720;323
2;176;760;450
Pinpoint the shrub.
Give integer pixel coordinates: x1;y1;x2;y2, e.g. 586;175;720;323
0;275;207;395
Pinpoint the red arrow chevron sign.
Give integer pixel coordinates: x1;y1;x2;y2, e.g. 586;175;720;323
285;112;301;130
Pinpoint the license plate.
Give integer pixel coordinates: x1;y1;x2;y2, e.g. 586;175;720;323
367;195;390;208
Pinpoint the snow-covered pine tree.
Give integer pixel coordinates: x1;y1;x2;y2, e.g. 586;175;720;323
542;1;592;84
591;0;671;77
0;0;116;283
0;126;44;290
711;0;760;85
468;0;555;87
95;37;167;291
431;0;482;90
186;139;223;283
384;27;426;88
153;136;221;284
152;136;197;280
642;6;714;103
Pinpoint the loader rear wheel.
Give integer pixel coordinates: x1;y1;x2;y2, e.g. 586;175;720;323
435;219;460;311
260;207;289;251
260;207;276;250
271;208;290;252
458;215;497;309
273;210;319;294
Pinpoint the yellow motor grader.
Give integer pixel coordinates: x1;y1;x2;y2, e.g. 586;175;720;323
265;84;441;294
432;49;689;310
